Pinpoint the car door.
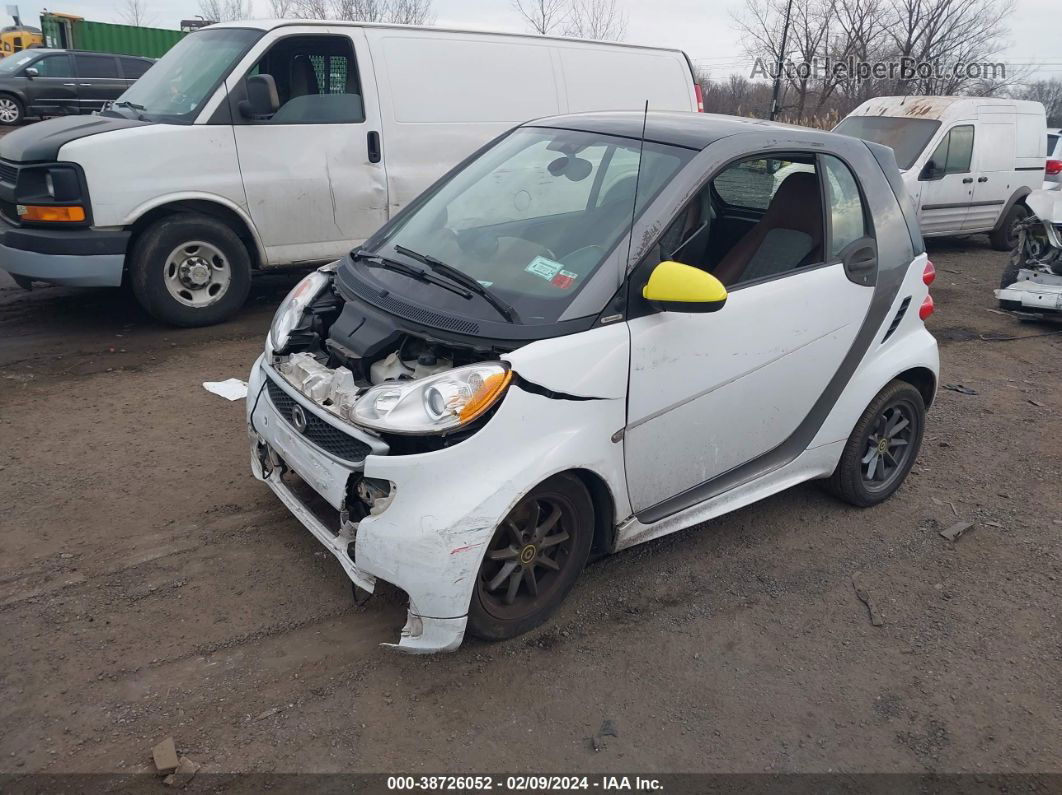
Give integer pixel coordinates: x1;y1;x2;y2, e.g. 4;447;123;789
228;27;387;266
23;53;77;114
117;55;152;92
72;53;125;113
623;152;877;516
967;118;1014;231
917;124;975;234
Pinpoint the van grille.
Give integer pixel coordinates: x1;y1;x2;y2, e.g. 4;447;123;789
0;160;17;185
266;378;371;463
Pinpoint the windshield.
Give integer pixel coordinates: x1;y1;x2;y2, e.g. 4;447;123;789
362;127;692;326
0;52;36;74
107;28;261;123
833;116;942;170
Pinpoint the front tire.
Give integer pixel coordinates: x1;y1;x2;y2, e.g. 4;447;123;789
129;215;252;327
824;380;926;508
467;474;594;641
0;94;24;126
989;203;1029;251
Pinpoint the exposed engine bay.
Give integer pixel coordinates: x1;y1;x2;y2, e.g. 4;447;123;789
996;191;1062;320
267;268;510;451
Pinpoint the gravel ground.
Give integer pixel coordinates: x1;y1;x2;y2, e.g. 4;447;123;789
0;234;1060;777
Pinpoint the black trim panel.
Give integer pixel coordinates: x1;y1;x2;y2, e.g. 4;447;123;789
922;200;1004;210
1015;166;1045;172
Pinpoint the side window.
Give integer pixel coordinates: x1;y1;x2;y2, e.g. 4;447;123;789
822;155;868;257
928;125;974;174
244;35;364;125
648;153;825;289
32;55;73;78
75;55;120;79
120;58;152;79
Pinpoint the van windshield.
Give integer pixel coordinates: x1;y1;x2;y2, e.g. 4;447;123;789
357;127;692;327
106;28;262;123
0;51;36;74
833;116;941;170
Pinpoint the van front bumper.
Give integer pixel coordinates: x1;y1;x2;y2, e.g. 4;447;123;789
0;219;128;287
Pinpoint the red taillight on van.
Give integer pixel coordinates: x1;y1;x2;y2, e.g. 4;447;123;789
694;83;704;112
1047;159;1062;176
923;260;936;285
919;295;934;320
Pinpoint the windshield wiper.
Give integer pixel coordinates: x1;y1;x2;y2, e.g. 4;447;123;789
351;249;472;299
393;245;520;323
111;100;148;120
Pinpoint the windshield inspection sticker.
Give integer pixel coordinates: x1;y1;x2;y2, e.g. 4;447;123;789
525;256;564;281
551;269;578;289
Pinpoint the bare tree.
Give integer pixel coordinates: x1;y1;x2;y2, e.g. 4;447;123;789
199;0;253;21
299;0;433;23
117;0;155;25
1021;78;1062;127
387;0;433;25
564;0;626;40
267;0;295;16
512;0;567;35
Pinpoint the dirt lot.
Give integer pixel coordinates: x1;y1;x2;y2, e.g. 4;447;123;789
0;236;1060;778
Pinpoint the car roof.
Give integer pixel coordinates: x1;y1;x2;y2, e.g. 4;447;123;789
524;111;845;151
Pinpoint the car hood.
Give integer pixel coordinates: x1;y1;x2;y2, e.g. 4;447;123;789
0;115;150;163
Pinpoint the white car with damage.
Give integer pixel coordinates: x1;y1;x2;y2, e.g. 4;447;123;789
247;111;940;652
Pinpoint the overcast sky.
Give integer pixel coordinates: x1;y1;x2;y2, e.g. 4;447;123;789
8;0;1061;81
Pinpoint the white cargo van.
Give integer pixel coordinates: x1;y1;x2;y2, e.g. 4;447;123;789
0;20;700;325
834;96;1046;250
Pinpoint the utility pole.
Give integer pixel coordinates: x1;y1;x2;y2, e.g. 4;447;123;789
768;0;793;121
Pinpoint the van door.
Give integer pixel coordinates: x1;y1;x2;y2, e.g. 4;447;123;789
917;124;975;234
228;27;387;266
967;119;1014;231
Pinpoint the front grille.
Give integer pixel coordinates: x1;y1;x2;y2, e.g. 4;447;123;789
0;198;17;225
0;160;17;185
265;378;372;463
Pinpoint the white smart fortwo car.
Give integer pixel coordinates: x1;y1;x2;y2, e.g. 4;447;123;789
246;111;939;652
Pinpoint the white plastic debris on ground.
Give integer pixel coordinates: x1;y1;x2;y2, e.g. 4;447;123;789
203;378;248;401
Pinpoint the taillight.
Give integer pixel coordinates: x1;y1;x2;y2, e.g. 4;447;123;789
1047;159;1062;176
919;295;934;320
923;260;935;285
694;83;704;113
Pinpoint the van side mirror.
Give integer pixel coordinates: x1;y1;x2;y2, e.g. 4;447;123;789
23;66;38;78
643;260;727;313
919;159;941;181
238;74;279;120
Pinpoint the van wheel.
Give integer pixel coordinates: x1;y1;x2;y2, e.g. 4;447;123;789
989;203;1029;251
0;94;24;125
467;474;593;641
130;215;252;327
824;380;926;508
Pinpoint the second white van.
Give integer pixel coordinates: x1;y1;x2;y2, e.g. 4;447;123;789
835;96;1046;251
0;20;700;325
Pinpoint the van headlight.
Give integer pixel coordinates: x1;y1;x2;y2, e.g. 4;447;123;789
268;269;332;353
352;363;512;434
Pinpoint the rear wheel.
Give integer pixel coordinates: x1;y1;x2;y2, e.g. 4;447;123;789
467;474;593;641
0;94;23;126
824;380;926;507
989;203;1029;251
129;215;252;327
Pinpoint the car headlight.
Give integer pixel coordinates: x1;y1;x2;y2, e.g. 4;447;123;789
268;268;332;354
352;362;512;435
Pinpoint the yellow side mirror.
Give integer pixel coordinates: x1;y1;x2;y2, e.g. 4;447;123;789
642;260;727;313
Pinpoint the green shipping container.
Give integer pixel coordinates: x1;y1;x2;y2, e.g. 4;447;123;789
40;13;186;59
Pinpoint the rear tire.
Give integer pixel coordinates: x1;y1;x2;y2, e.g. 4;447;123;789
129;215;252;327
824;380;926;508
0;94;24;126
989;203;1029;251
467;474;593;641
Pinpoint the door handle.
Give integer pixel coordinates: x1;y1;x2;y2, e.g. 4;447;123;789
977;176;988;183
367;131;381;164
79;83;91;86
962;177;973;183
62;82;75;86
